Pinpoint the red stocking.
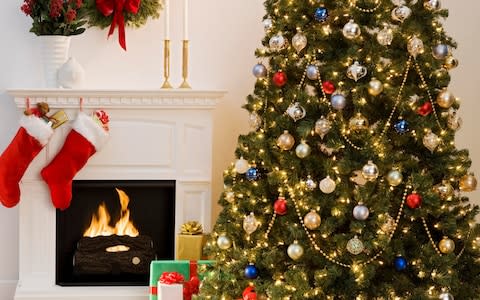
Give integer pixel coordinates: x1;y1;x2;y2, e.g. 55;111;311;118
41;112;109;210
0;115;53;208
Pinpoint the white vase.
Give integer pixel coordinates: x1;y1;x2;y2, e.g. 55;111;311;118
39;35;71;88
58;57;85;88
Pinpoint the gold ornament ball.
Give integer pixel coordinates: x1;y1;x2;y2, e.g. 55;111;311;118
320;176;336;194
349;113;369;131
435;181;454;201
368;78;384;96
387;169;403;186
217;235;232;250
287;241;304;260
444;56;459;70
362;160;379;181
439;237;455;254
277;130;295;151
304;210;321;230
436;89;455;109
459;174;477;192
346;236;364;255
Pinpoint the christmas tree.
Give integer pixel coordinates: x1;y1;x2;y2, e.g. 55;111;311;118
198;0;480;299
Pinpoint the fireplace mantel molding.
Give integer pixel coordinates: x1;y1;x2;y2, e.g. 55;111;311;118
7;89;225;300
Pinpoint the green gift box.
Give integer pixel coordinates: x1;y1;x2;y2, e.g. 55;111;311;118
149;260;215;300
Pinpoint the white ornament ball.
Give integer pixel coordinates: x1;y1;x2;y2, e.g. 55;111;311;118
331;92;347;110
306;65;319;80
387;169;403;186
217;235;232;250
342;20;361;40
320;176;336;194
287;242;304;260
438;292;454;300
295;141;311;158
269;33;286;51
353;203;370;221
304;210;321;230
235;157;250;174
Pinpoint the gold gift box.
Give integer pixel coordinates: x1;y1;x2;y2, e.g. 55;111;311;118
175;234;207;260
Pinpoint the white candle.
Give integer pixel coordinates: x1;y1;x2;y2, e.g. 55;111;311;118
164;0;170;40
183;0;188;40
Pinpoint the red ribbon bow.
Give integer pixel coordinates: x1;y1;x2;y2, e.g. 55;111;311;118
159;271;185;285
95;110;110;125
96;0;141;50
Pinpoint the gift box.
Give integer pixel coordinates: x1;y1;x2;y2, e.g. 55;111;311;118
176;221;207;260
158;282;183;300
149;260;215;300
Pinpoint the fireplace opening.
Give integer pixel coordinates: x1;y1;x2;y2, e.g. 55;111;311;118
56;180;175;286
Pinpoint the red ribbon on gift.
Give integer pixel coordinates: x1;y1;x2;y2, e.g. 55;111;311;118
183;261;200;300
96;0;141;50
159;271;185;284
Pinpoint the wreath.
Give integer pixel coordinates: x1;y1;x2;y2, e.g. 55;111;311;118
85;0;162;50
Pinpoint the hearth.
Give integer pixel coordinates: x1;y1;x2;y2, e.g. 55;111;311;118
56;180;175;286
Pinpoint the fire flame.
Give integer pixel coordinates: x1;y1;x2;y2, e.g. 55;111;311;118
83;188;139;238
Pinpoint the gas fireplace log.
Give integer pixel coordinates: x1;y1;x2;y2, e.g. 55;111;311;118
73;235;156;275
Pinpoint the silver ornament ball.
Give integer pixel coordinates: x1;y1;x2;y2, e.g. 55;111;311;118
342;20;361;40
433;44;449;60
424;0;441;11
235;157;250;174
306;65;319;80
439;292;454;300
392;5;412;23
353;204;370;221
408;36;425;58
217;235;232;250
287;242;304;260
263;18;273;32
252;63;268;78
296;142;311;158
277;130;295;151
269;33;285;51
362;160;379;181
331;93;347;110
304;210;321;230
387;169;403;186
315;116;331;139
305;177;317;190
377;27;393;46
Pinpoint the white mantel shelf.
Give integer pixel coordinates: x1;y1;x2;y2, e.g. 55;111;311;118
8;89;226;109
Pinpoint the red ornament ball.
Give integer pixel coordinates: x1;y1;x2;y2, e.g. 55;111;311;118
322;80;336;94
242;286;257;300
274;197;288;215
406;193;422;209
417;102;433;116
272;71;287;87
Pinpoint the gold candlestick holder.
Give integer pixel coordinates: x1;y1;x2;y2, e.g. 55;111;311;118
179;40;191;89
161;39;173;89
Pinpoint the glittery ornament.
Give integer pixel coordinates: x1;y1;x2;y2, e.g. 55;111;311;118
432;44;449;60
438;292;454;300
447;108;462;130
295;141;311;158
217;234;232;250
315;116;331;139
423;130;440;152
436;89;455;108
439;237;455;254
287;241;304;260
314;7;328;22
353;203;370;221
272;71;287;87
394;119;409;134
417;102;433;116
459;174;477;192
387;169;403;186
306;65;319;80
349;113;369;131
362;160;379;181
252;63;267;78
292;32;307;53
246;167;260;181
381;214;396;233
304;210;321;230
269;33;285;51
249;112;262;131
244;263;259;279
243;213;259;234
391;5;412;23
377;27;393;46
368;78;383;96
394;256;407;271
407;36;425;58
305;176;317;190
342;20;361;40
277;130;295;150
319;176;336;194
424;0;441;11
346;236;364;255
331;92;348;110
435;181;454;201
235;157;250;174
347;61;367;82
263;18;273;32
273;197;288;215
406;192;422;209
286;102;306;121
225;191;235;203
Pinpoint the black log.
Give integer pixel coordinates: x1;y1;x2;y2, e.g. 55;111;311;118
73;235;156;275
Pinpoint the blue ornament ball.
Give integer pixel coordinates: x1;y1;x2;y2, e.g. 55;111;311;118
394;119;409;134
394;256;407;271
252;63;267;78
246;167;260;181
244;264;259;279
314;7;328;22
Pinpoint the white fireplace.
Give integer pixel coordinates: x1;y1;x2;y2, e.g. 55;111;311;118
7;89;224;300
